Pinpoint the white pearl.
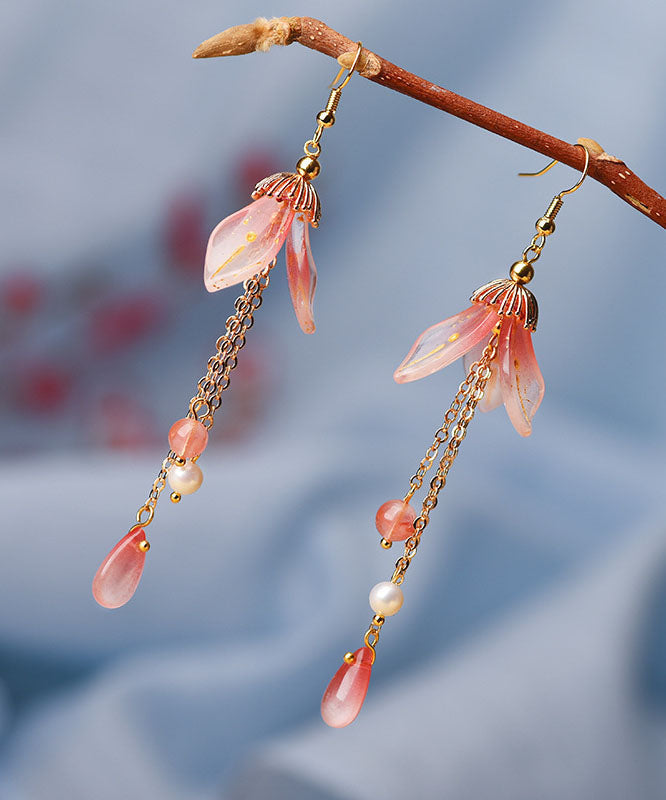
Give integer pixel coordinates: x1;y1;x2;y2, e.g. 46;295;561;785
168;462;203;495
369;581;404;616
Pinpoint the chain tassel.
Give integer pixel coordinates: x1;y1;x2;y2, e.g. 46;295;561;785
321;336;499;728
91;265;274;609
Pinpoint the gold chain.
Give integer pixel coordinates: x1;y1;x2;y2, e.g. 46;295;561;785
404;365;485;502
134;263;274;528
392;333;498;585
521;231;548;266
188;263;273;428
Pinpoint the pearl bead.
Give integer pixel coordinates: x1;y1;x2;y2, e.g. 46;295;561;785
168;462;203;495
369;581;403;617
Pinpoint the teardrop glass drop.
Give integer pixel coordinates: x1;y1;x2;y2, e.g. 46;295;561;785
285;213;317;334
92;526;148;608
204;196;294;292
321;646;373;728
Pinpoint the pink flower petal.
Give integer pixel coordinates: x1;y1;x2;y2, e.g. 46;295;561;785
463;340;502;413
498;318;545;437
285;213;317;334
204;196;294;292
394;305;498;383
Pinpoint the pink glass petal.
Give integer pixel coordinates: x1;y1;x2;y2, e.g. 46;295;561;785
498;318;545;437
285;213;317;334
375;499;417;542
321;647;373;728
168;418;208;458
463;340;502;413
204;196;294;292
394;305;498;383
92;526;148;608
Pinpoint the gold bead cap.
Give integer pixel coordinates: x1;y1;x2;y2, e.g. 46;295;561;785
252;172;321;227
471;278;539;331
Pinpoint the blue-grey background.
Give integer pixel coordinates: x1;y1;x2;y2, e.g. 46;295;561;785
1;1;665;798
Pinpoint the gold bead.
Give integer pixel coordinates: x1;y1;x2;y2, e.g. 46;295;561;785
509;260;535;284
343;651;356;665
316;109;336;127
170;492;181;503
380;537;392;549
138;539;151;552
373;614;385;625
296;155;321;180
174;456;186;467
535;216;556;236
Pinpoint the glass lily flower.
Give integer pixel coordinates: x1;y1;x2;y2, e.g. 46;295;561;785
394;277;544;436
203;172;320;334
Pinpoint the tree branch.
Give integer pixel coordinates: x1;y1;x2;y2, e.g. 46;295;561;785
193;16;666;230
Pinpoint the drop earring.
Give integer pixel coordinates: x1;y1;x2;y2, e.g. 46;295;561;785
92;44;364;609
321;144;590;728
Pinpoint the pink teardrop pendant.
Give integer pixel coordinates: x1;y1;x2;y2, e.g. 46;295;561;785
92;526;149;609
321;646;373;728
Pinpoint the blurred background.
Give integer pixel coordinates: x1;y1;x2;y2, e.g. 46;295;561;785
1;1;665;798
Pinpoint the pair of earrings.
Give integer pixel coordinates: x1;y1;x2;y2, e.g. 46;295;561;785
91;44;590;729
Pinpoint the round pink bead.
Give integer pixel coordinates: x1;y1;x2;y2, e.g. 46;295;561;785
375;499;417;542
168;418;208;458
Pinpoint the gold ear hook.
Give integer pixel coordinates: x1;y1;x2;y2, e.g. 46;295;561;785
519;142;591;197
329;42;363;90
507;144;590;282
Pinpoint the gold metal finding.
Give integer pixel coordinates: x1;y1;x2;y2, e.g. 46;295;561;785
138;540;151;553
519;142;590;195
509;260;535;285
380;537;392;549
296;42;362;179
296;155;321;179
330;42;364;90
510;142;590;278
362;612;385;665
170;492;181;503
136;505;155;526
343;652;356;665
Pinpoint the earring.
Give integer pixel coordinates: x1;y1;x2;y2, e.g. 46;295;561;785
92;44;364;610
321;144;590;728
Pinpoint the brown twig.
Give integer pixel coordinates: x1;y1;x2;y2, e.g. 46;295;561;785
193;16;666;230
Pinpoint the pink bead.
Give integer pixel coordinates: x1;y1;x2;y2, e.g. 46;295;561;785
375;499;417;542
321;647;373;728
168;418;208;458
285;212;317;334
92;526;148;609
